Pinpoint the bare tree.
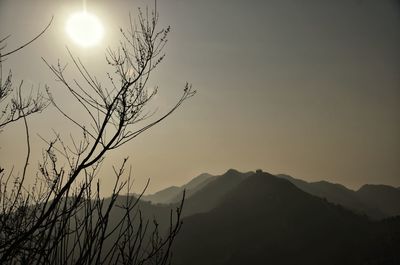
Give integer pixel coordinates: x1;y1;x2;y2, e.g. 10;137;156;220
0;3;194;264
0;17;52;131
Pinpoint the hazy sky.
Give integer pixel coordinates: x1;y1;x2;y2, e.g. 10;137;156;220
0;0;399;194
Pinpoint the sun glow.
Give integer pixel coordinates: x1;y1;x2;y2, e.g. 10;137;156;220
66;11;104;47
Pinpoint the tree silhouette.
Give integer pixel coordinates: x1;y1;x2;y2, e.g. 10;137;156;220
0;17;52;131
0;3;194;264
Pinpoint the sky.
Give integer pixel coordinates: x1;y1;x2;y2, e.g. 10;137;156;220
0;0;399;194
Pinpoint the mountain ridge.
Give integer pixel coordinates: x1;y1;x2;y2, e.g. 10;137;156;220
141;169;400;220
172;171;400;265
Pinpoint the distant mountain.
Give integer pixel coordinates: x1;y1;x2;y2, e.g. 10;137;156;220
356;184;400;217
102;195;174;230
139;186;182;204
96;169;400;264
183;173;214;190
51;194;180;263
139;173;215;204
142;171;400;221
171;173;217;203
180;169;253;217
172;171;400;265
277;174;386;219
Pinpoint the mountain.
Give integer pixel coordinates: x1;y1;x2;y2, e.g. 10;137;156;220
357;184;400;217
170;173;218;203
183;173;214;190
141;171;399;220
172;171;400;265
139;170;400;221
277;174;386;219
139;186;182;204
139;169;253;212
179;169;253;217
102;195;175;230
139;173;215;204
29;170;400;265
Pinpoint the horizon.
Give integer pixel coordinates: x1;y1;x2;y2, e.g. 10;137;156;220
141;167;400;195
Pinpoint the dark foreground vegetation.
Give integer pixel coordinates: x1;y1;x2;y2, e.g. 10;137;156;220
0;3;194;264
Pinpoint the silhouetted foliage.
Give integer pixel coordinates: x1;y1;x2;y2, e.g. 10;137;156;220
0;18;52;132
0;3;193;264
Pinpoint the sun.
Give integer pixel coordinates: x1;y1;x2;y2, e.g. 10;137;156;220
66;11;104;47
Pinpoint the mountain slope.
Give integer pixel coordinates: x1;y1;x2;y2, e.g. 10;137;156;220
183;173;214;190
170;173;218;204
172;171;400;265
139;173;215;204
357;184;400;217
277;174;385;219
180;169;253;217
139;186;182;204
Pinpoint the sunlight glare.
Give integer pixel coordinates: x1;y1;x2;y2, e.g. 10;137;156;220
66;11;104;47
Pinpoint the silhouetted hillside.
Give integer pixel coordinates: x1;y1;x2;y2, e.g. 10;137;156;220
183;173;214;190
172;171;400;265
94;169;400;264
102;195;176;231
170;173;217;204
139;186;182;204
139;173;215;204
141;171;400;221
277;174;385;219
179;169;253;216
357;184;400;217
97;195;181;261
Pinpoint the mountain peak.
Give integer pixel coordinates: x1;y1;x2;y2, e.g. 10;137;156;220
217;171;302;209
358;184;398;192
182;172;213;190
224;168;241;175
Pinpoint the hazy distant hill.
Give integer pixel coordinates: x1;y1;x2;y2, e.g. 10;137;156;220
172;171;400;265
138;186;182;204
171;173;217;203
142;170;400;220
183;173;215;190
277;174;386;219
102;195;175;230
139;173;215;204
96;169;400;264
179;169;253;217
356;184;400;217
